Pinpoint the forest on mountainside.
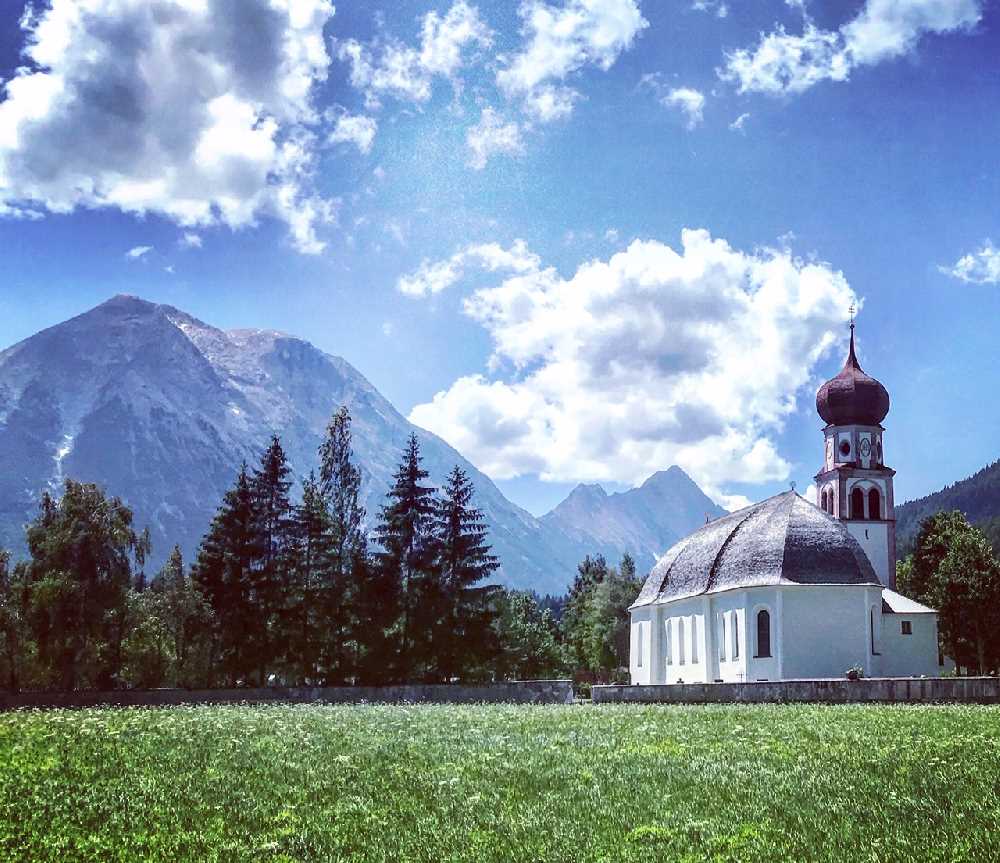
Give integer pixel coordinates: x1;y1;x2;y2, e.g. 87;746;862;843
896;459;1000;556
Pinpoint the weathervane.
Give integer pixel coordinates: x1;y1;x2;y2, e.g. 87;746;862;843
848;302;856;330
790;480;797;492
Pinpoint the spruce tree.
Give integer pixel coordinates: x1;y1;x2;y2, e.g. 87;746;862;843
149;546;213;687
318;406;368;681
434;466;500;681
287;472;334;683
192;464;258;685
374;433;439;681
249;437;294;682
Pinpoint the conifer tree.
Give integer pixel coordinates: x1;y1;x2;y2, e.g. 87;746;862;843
318;406;368;680
249;437;294;681
374;433;439;681
192;464;258;685
434;466;500;680
149;546;214;687
287;472;334;683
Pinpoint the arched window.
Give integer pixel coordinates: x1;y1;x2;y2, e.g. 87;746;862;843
664;619;672;665
691;617;699;663
820;489;828;512
756;609;771;658
678;617;686;665
851;487;865;520
637;623;644;667
868;487;881;520
827;490;835;515
719;615;727;662
733;613;740;659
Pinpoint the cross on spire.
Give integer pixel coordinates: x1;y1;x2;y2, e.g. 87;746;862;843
848;302;856;331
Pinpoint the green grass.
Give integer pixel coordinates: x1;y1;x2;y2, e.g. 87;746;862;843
1;703;999;862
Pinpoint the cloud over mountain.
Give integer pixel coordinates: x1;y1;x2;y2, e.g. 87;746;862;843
406;229;857;507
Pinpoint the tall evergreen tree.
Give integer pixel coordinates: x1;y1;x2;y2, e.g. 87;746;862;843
192;464;258;685
149;546;214;687
374;433;439;681
0;550;25;692
434;466;500;681
249;436;294;681
287;472;334;683
318;407;368;681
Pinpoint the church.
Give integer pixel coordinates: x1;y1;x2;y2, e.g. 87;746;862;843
628;323;943;684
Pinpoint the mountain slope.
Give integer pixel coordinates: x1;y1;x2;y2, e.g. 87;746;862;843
541;466;728;573
0;295;584;592
896;459;1000;554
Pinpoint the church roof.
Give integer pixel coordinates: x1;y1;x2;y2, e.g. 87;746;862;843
632;491;881;608
815;324;890;426
881;589;936;614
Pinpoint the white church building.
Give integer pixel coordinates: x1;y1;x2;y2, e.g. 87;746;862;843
629;324;943;684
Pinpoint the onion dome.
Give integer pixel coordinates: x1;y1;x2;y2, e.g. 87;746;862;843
815;325;889;426
631;492;879;608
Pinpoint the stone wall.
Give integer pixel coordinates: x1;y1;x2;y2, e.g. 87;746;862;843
593;677;1000;705
0;680;574;711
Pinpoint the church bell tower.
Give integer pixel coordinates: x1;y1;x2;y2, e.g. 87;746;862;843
814;318;896;588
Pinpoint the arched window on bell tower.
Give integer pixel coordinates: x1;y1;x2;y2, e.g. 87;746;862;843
851;487;865;520
868;487;881;520
820;489;828;512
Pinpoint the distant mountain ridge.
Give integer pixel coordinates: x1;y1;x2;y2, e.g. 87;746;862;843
541;467;728;574
896;459;1000;554
0;295;725;592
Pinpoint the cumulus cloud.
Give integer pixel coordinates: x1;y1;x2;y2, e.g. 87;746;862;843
720;0;983;96
941;241;1000;285
398;239;540;296
125;245;153;260
407;229;857;504
336;1;491;107
328;113;378;154
466;108;525;170
180;232;203;249
0;0;338;253
692;0;728;18
497;0;647;122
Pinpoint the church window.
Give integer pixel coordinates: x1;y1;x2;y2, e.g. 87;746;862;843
665;619;672;665
691;617;699;663
678;617;686;665
637;623;644;667
719;615;727;662
821;490;828;512
868;488;881;520
756;610;771;658
733;613;740;659
851;487;865;519
901;621;912;635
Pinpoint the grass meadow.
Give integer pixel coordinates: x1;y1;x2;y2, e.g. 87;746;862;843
1;703;999;862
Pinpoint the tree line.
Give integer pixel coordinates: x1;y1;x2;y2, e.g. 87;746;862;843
0;406;640;692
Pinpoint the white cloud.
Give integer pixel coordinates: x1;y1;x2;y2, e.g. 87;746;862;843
398;238;540;297
180;232;203;249
125;245;153;260
466;108;525;170
336;1;491;107
328;113;378;154
407;229;857;504
692;1;729;18
729;111;751;132
497;0;647;122
0;0;337;254
605;228;619;242
664;87;706;129
720;0;983;96
941;241;1000;285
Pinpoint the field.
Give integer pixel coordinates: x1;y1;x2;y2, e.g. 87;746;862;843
2;703;999;862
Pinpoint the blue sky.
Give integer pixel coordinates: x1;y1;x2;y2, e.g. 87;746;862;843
1;0;998;514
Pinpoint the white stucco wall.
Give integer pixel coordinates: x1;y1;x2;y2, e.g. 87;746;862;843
845;521;891;586
629;606;652;684
876;613;944;678
780;585;882;679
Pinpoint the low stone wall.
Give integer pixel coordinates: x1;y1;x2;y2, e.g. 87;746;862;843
593;677;1000;705
0;680;574;711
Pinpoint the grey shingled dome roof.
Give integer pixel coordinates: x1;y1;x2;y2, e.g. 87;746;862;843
632;491;880;607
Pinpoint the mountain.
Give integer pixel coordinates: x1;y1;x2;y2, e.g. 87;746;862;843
540;466;728;573
896;459;1000;555
0;296;725;593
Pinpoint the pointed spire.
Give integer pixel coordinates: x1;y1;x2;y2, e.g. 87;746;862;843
845;304;860;370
